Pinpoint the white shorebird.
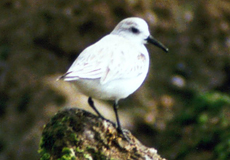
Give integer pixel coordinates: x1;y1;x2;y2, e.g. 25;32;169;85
59;17;168;139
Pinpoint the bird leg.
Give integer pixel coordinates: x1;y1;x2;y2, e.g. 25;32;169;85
88;97;129;141
88;97;106;120
113;102;130;141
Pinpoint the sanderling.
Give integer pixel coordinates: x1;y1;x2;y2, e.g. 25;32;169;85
59;17;168;139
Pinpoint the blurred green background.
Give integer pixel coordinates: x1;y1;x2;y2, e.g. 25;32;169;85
0;0;230;159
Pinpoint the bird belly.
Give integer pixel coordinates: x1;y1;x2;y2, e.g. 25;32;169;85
69;73;147;101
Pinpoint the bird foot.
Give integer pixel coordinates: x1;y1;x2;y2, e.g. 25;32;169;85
117;127;130;141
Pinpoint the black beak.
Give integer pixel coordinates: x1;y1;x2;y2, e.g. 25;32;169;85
146;35;168;53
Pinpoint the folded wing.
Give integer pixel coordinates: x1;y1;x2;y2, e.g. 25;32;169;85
61;35;148;84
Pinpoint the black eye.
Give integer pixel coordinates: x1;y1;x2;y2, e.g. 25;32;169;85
131;27;140;34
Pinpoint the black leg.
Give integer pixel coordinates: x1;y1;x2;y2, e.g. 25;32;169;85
88;97;106;120
113;101;129;141
113;102;122;133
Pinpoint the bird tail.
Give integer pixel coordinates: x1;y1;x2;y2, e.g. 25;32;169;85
56;72;72;81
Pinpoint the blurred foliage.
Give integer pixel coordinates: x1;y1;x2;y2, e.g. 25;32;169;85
0;0;230;160
159;92;230;160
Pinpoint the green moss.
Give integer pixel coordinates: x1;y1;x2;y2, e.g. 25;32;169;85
40;152;51;160
61;116;69;122
83;153;93;160
57;155;76;160
70;133;79;144
39;131;55;151
57;147;76;160
62;147;72;155
75;147;84;153
38;109;122;160
86;147;108;160
38;148;51;160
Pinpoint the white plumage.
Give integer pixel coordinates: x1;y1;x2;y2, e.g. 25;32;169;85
59;17;168;139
